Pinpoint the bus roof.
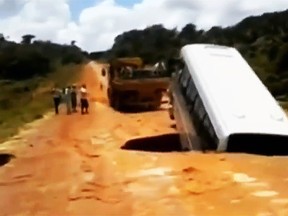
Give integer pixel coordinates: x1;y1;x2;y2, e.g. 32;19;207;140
180;43;288;137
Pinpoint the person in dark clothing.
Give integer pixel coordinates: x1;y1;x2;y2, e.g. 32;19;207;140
71;84;77;112
51;86;62;114
80;84;89;114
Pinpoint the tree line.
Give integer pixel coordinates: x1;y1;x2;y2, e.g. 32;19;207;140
91;9;288;98
1;9;288;98
0;34;87;81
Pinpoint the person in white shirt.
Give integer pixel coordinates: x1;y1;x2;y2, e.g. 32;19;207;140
80;84;89;114
51;86;62;114
64;86;72;115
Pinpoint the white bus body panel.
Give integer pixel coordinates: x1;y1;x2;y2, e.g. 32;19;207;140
180;44;288;151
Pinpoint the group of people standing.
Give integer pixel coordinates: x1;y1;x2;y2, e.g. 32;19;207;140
51;84;89;115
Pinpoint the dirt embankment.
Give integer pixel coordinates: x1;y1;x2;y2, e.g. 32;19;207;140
0;62;288;216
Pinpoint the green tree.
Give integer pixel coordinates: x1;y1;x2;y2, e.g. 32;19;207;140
0;33;5;42
21;34;35;44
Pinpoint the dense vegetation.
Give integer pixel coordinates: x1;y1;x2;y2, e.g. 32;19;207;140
0;34;86;141
93;9;288;101
0;34;86;80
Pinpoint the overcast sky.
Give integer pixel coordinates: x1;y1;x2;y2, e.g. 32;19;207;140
0;0;287;52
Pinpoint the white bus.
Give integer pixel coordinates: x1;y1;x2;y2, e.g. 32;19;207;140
168;44;288;155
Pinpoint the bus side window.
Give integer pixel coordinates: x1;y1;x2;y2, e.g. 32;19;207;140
187;79;197;101
198;101;206;121
182;66;190;87
179;66;189;95
193;95;200;115
184;78;192;111
184;76;191;96
179;74;185;94
178;70;184;86
203;115;216;140
177;69;183;82
194;96;206;121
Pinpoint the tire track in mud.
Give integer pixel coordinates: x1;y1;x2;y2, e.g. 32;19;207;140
66;123;135;215
62;88;193;215
0;173;33;186
73;108;191;214
64;99;189;215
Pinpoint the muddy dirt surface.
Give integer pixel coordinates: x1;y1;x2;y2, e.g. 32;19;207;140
1;62;288;216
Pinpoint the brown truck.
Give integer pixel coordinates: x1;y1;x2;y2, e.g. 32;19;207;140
106;57;170;111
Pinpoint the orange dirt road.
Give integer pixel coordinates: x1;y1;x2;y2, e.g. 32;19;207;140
1;62;288;216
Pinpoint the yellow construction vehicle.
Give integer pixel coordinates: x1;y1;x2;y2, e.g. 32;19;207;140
106;57;170;111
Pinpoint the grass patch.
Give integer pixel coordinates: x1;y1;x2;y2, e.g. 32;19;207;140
0;63;83;142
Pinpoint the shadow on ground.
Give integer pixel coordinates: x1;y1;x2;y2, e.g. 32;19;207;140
227;134;288;156
118;106;168;114
121;133;182;152
121;132;288;156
